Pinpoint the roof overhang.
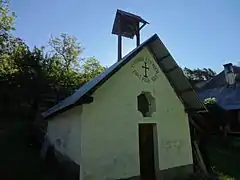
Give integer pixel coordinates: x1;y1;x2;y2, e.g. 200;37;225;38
42;34;206;119
146;36;207;112
112;9;149;39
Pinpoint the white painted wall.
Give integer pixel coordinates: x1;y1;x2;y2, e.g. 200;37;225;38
47;106;82;164
80;48;193;180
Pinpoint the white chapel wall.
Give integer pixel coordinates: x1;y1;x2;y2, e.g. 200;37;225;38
80;47;192;180
47;106;83;164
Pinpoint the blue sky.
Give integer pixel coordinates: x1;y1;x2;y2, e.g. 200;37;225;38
11;0;240;72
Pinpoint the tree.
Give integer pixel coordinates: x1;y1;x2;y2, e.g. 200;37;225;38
48;33;105;89
201;68;216;80
0;5;106;118
183;67;216;81
81;57;105;83
183;67;216;89
0;0;16;52
0;37;28;76
48;33;83;71
0;0;15;32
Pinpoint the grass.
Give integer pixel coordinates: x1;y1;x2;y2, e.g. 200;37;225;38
211;166;235;180
0;120;56;180
215;172;235;180
206;136;240;180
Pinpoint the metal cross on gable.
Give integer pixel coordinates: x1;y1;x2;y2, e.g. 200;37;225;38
142;62;149;78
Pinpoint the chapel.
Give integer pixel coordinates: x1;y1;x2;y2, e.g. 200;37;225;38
41;9;205;180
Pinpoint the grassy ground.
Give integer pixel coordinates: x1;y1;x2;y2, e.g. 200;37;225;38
206;136;240;180
0;120;56;180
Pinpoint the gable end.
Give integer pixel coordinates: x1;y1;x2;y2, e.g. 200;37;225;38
42;34;205;119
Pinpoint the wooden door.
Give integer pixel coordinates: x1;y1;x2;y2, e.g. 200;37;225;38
138;123;156;180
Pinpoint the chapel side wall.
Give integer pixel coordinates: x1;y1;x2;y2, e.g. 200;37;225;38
47;106;82;165
80;48;193;180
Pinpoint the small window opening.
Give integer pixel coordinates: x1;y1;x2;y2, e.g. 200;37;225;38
137;92;156;117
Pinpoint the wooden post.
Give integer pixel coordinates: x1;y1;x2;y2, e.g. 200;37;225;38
118;35;122;61
193;141;209;176
112;10;148;61
136;23;140;47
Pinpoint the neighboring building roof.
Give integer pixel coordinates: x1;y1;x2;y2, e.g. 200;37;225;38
198;85;240;110
195;79;212;89
198;66;240;110
200;66;240;90
42;34;205;119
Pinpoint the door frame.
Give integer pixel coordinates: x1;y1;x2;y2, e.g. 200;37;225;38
138;123;159;180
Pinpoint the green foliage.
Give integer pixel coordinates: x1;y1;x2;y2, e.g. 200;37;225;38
0;3;105;119
203;98;228;132
81;57;106;83
0;0;15;32
0;34;105;118
183;67;216;89
204;97;217;105
0;40;105;118
47;33;105;88
183;67;216;81
212;168;235;180
218;173;235;180
49;33;83;70
0;0;16;52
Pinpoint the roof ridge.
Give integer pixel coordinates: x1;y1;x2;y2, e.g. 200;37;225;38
42;33;205;119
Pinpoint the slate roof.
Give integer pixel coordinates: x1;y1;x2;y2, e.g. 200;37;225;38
198;85;240;110
198;66;240;110
42;34;205;119
200;66;240;90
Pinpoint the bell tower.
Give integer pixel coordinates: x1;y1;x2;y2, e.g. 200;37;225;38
112;9;148;61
